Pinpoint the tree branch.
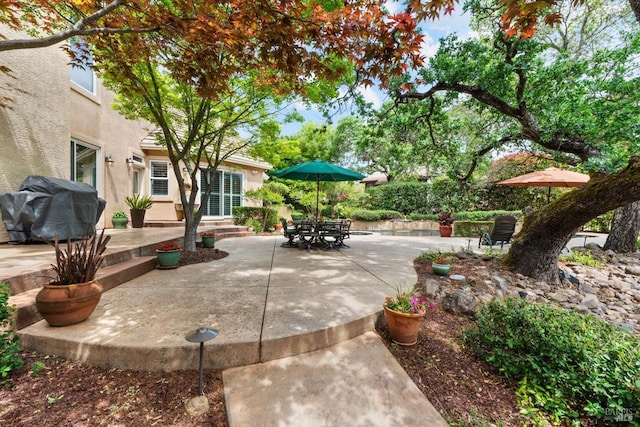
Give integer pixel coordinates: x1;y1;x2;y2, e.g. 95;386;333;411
0;0;158;52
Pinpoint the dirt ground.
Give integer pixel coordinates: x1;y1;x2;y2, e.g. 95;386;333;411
2;246;526;426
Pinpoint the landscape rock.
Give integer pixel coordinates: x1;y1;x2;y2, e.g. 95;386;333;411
420;246;640;335
443;290;477;315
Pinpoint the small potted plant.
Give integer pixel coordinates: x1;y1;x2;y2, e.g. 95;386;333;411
111;211;128;229
201;231;215;248
156;241;182;269
438;212;454;237
125;194;154;228
382;285;434;346
36;230;110;326
432;256;452;276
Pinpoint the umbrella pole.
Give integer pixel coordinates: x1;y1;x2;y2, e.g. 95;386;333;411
547;187;551;203
316;180;320;221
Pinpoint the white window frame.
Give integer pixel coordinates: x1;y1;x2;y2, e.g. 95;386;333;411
69;40;96;95
149;160;169;196
70;139;101;193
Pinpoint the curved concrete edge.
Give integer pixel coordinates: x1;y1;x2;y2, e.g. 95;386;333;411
223;331;449;427
259;312;382;363
17;310;386;371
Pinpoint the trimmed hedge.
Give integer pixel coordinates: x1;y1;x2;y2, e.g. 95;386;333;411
454;221;493;237
350;209;403;221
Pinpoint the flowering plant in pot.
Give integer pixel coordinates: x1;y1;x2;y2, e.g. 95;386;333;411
201;231;215;248
36;229;111;326
383;285;435;346
437;212;454;237
156;241;182;269
432;256;452;276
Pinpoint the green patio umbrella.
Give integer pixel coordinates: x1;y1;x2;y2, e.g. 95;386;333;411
272;159;365;220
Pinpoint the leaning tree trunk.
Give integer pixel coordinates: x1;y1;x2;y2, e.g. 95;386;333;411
604;201;640;253
504;157;640;283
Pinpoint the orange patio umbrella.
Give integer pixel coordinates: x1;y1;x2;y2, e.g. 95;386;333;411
497;167;590;203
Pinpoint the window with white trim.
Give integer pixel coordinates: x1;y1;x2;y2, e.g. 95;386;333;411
200;169;243;216
150;161;169;196
70;139;98;189
69;39;96;95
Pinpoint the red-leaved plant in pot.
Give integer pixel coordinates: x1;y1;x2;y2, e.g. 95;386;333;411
437;212;454;237
36;229;110;326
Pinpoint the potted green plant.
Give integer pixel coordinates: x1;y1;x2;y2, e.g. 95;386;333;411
382;286;434;346
432;256;452;276
35;230;110;326
111;211;128;229
438;212;454;237
156;241;182;269
201;231;215;248
125;194;153;228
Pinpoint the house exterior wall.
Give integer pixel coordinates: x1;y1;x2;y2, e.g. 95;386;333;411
0;27;270;243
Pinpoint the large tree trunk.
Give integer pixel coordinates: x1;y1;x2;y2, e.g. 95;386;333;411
604;201;640;253
630;0;640;23
504;157;640;283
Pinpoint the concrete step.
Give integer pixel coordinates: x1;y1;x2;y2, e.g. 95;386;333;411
10;255;157;330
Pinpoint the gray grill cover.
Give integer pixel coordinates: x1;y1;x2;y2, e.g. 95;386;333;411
0;175;105;242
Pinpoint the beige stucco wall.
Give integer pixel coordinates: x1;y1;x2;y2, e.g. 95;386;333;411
0;29;70;243
68;81;150;222
0;26;270;242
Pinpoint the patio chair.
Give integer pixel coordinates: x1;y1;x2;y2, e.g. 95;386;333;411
478;215;517;249
281;218;299;247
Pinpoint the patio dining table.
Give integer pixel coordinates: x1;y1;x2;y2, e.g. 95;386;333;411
283;219;351;249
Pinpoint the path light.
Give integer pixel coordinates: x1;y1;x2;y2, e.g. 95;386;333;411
185;327;218;395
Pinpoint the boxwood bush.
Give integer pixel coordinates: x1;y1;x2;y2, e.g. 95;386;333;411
350;209;403;221
464;298;640;425
453;221;493;237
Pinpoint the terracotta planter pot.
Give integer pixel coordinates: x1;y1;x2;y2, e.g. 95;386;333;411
432;263;451;276
439;225;453;237
35;279;103;327
130;209;146;228
383;305;425;346
156;249;181;269
202;236;215;248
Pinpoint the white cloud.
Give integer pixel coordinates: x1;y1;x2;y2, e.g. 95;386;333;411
356;86;382;110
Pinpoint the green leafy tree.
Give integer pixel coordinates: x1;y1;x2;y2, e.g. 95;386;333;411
395;5;640;281
101;57;282;251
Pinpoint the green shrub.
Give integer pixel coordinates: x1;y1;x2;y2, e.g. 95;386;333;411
367;182;430;215
233;206;277;231
1;281;23;384
583;210;613;233
350;209;403;221
408;212;436;221
454;221;493;237
290;211;305;221
464;298;640;425
559;250;605;268
453;210;522;221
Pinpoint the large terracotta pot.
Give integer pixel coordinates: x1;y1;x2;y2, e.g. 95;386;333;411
383;305;425;346
439;225;453;237
35;279;103;327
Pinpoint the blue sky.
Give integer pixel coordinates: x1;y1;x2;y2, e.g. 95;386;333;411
279;2;475;136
